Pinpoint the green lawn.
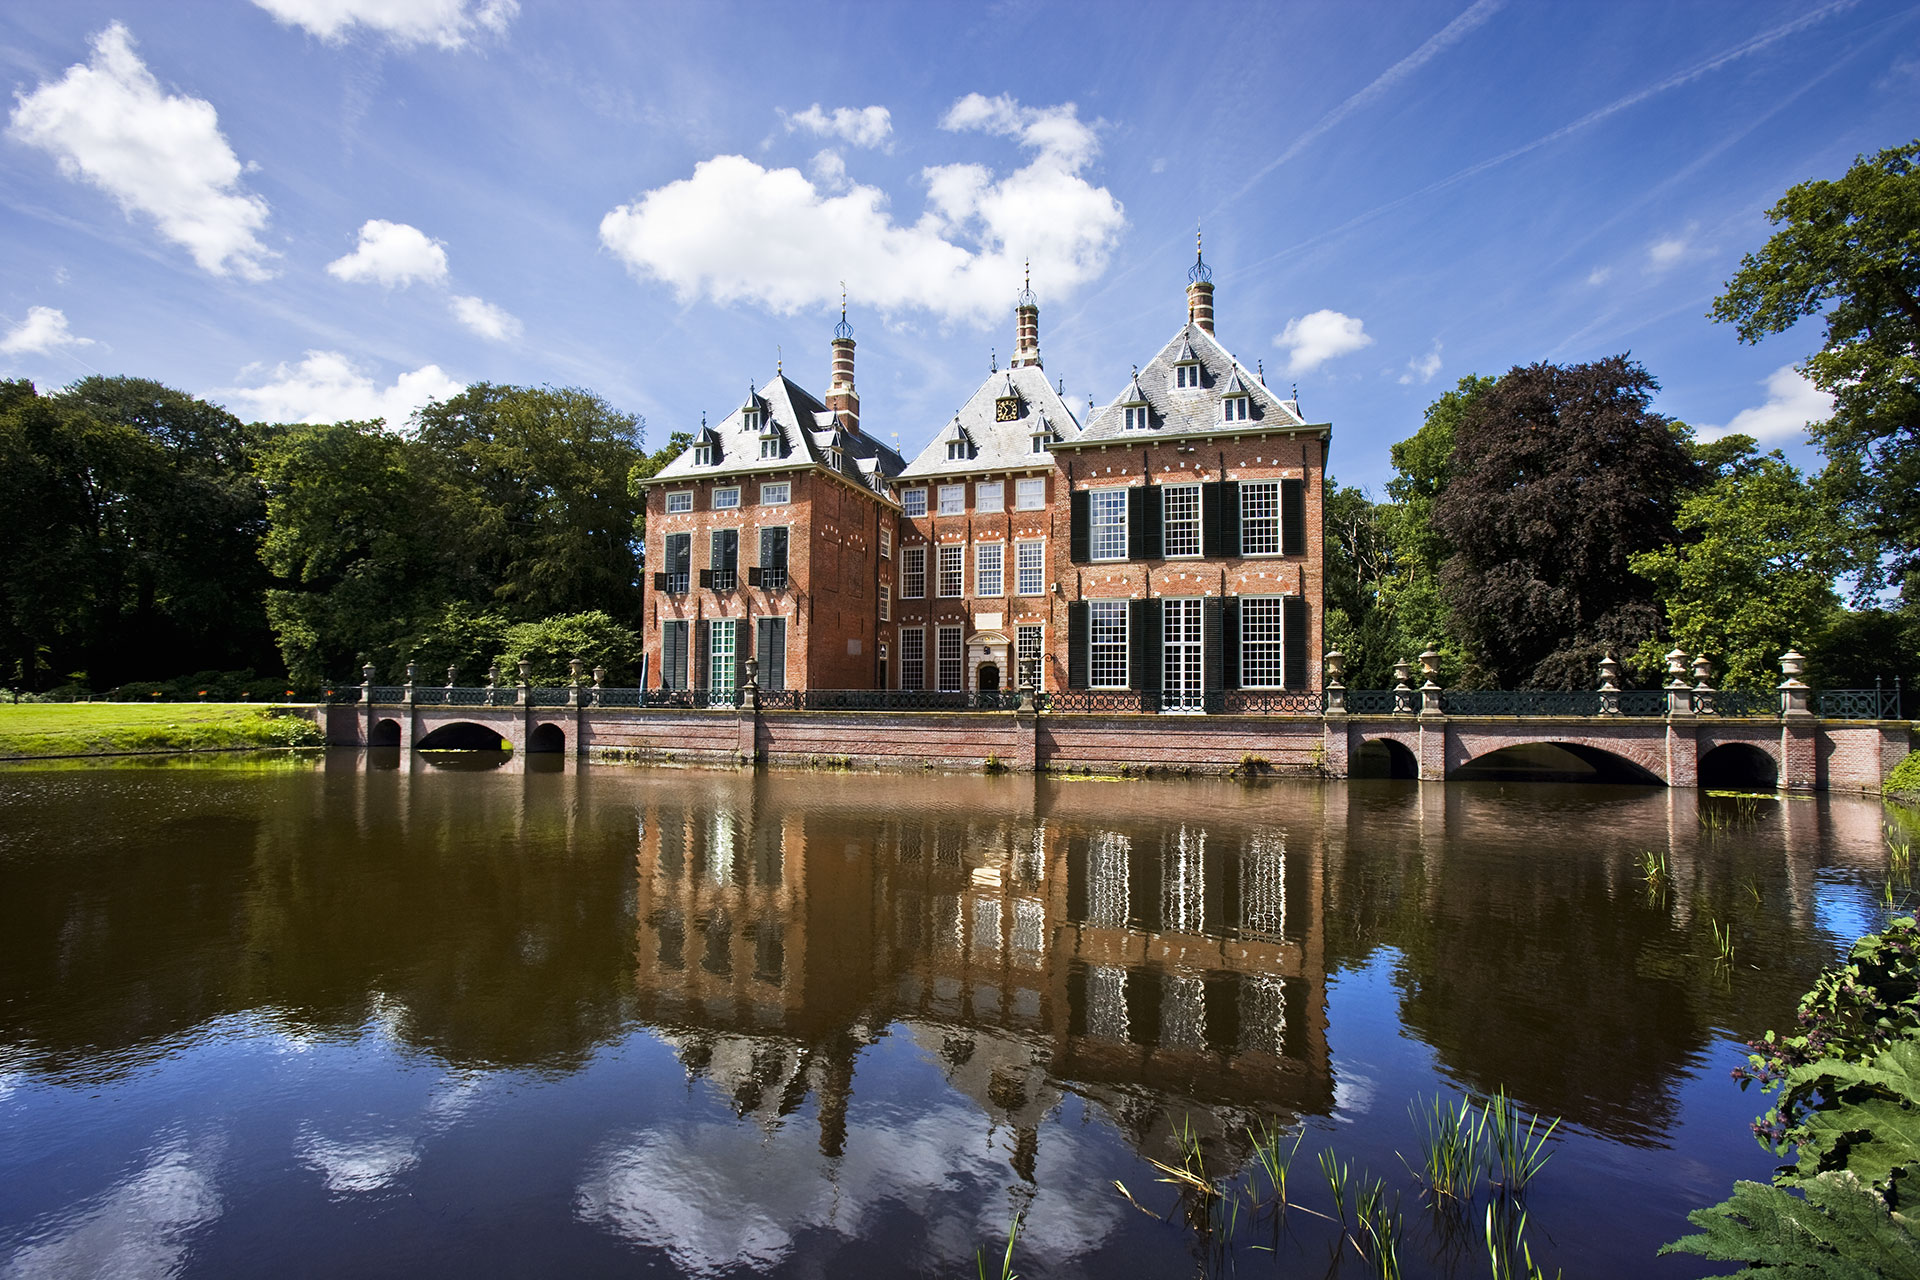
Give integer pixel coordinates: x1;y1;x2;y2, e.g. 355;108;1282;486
0;703;324;758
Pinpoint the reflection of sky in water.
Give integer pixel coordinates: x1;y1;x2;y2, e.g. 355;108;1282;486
2;1138;222;1280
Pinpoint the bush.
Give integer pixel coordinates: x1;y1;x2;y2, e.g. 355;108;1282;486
1891;750;1920;801
493;611;642;686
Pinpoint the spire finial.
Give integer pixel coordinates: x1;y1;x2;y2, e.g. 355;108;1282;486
777;344;782;375
1188;226;1212;284
1257;359;1264;385
1016;258;1037;309
833;282;854;340
990;346;997;372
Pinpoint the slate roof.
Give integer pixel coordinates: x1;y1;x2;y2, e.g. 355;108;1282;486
647;372;905;497
1065;322;1322;446
898;363;1083;480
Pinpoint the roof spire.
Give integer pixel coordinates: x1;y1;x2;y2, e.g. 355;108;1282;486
834;283;854;341
990;346;997;372
776;344;782;376
1188;226;1211;284
1017;258;1036;309
1257;358;1265;385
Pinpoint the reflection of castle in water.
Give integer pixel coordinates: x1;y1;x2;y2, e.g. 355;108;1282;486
633;778;1332;1169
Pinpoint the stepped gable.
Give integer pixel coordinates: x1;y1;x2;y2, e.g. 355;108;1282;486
897;363;1083;479
653;372;904;494
1072;322;1316;445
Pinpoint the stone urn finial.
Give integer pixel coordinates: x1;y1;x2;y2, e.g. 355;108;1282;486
517;659;531;684
569;657;584;686
446;665;458;688
486;665;499;688
405;660;419;684
1419;647;1441;684
1692;655;1715;690
1598;650;1621;692
1392;660;1412;689
1664;647;1689;686
1779;649;1807;684
1323;649;1345;685
592;666;606;689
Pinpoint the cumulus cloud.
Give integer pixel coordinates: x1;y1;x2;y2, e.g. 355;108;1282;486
808;149;849;192
0;306;94;356
1399;340;1442;385
1646;223;1699;272
1274;310;1374;375
449;294;521;341
600;95;1122;327
1696;364;1835;443
217;350;463;426
781;104;892;150
326;219;449;288
8;23;275;279
250;0;517;48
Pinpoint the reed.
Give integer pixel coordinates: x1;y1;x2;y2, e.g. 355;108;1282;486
1710;917;1736;966
1320;1148;1352;1228
1485;1204;1561;1280
1410;1092;1485;1203
1889;831;1913;876
1483;1089;1558;1196
1354;1175;1403;1280
974;1214;1019;1280
1247;1120;1304;1207
1637;848;1670;890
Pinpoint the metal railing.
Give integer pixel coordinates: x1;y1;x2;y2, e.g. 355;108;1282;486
1697;689;1780;717
1618;689;1668;717
1216;690;1325;715
1344;689;1406;714
1442;690;1604;717
1819;687;1903;720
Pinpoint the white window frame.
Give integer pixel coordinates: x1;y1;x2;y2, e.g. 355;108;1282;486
1090;488;1128;562
938;544;965;597
712;486;740;510
947;439;970;461
693;442;715;465
665;491;693;514
710;619;737;696
901;626;925;690
1240;596;1286;688
1175;363;1200;389
1089;600;1128;688
902;488;928;517
975;480;1004;513
1162;483;1201;558
879;529;891;558
760;481;790;506
1015;540;1045;596
937;483;966;516
937;626;964;692
1223;396;1250;422
742;408;761;433
901;545;926;598
1017;624;1044;691
1014;476;1046;510
975;542;1004;597
1030;432;1050;455
879;581;891;622
1240;480;1280;556
1123;404;1150;431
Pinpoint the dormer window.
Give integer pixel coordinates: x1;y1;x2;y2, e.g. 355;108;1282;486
1124;404;1151;431
1222;395;1250;422
742;407;761;433
694;440;716;465
1030;430;1050;454
947;438;971;461
829;445;844;470
1175;362;1202;389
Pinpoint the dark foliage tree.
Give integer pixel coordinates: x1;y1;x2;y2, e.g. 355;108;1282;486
1433;357;1698;688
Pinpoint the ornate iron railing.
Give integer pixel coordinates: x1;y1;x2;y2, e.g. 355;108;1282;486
368;686;406;703
1038;690;1157;714
1442;689;1604;717
1344;689;1406;715
1699;689;1780;717
1818;688;1903;720
1215;690;1325;715
802;689;974;711
593;687;644;707
1617;690;1669;718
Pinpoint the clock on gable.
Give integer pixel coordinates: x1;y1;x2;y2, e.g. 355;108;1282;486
995;396;1021;422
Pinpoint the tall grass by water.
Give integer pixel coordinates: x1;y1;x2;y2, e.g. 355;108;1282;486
0;702;323;758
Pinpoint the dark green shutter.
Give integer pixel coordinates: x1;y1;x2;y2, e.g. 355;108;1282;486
1283;595;1308;689
1203;598;1224;696
693;620;709;693
1127;486;1150;561
667;533;691;577
1202;481;1239;556
1069;490;1090;563
1281;479;1305;556
1143;485;1165;558
734;620;747;694
1222;598;1241;690
1067;602;1089;689
663;620;688;690
756;618;785;690
1130;599;1161;695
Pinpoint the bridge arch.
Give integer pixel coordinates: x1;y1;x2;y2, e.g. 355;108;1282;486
417;721;510;751
1700;742;1778;791
1451;740;1663;786
1352;737;1418;780
369;718;402;748
527;722;567;754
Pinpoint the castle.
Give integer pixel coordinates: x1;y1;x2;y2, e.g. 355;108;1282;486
638;246;1331;705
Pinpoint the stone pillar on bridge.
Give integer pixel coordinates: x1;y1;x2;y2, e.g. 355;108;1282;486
1413;650;1448;781
568;658;583;709
592;666;605;710
1598;650;1622;716
1664;648;1692;717
737;657;761;763
404;661;417;707
516;660;531;708
1418;648;1443;716
1321;651;1350;779
1779;649;1818;792
1393;661;1414;715
1692;656;1717;716
486;665;499;707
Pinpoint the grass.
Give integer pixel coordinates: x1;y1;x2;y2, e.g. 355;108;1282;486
0;702;323;759
1411;1093;1485;1203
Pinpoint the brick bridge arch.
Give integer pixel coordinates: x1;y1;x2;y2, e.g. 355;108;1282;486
1350;721;1794;788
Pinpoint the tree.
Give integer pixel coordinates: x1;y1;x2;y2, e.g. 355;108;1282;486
1433;357;1698;689
493;611;642;685
1712;140;1920;601
1630;453;1852;692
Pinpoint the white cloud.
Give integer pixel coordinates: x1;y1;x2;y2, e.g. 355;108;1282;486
216;350;463;426
1586;266;1612;286
250;0;517;49
599;95;1123;327
1646;223;1698;272
1398;340;1442;385
781;104;892;150
808;148;849;192
0;1139;222;1279
0;306;95;356
449;294;521;342
8;24;275;280
1697;364;1835;443
326;219;449;288
1274;310;1374;375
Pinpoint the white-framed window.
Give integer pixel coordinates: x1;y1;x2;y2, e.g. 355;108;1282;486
1089;600;1128;688
1175;363;1201;389
901;546;926;598
1240;480;1280;555
1015;540;1045;595
1240;597;1285;687
1015;476;1046;510
760;432;783;459
712;486;740;510
901;627;925;690
710;619;737;696
975;480;1004;513
1123;405;1150;431
938;544;965;597
937;626;964;692
1090;488;1128;561
1030;431;1050;455
879;581;891;621
947;439;971;461
937;484;966;516
742;407;761;433
903;488;928;517
1017;624;1043;691
1163;484;1201;557
975;542;1003;597
665;491;693;513
1222;396;1250;422
879;529;891;558
693;441;715;465
761;481;790;506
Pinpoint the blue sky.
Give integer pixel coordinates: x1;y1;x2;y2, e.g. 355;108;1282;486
2;0;1916;493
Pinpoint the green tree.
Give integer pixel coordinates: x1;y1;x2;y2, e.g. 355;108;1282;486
1630;453;1851;692
1712;140;1920;601
493;611;643;685
1433;357;1697;689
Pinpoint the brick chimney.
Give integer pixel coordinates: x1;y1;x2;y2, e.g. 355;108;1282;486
1011;261;1041;368
1186;230;1214;334
825;294;859;434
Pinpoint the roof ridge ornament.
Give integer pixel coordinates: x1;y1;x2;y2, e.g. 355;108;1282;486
834;283;854;340
1017;258;1037;309
1187;227;1211;284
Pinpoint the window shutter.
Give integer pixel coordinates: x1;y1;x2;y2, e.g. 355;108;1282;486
1281;479;1306;556
1143;485;1165;558
1283;595;1308;689
1130;599;1162;695
1067;601;1089;689
1203;598;1224;694
662;621;686;690
1202;481;1239;556
1069;489;1090;563
1222;598;1241;690
734;622;747;694
694;620;709;692
1127;486;1149;561
653;571;667;591
756;618;785;691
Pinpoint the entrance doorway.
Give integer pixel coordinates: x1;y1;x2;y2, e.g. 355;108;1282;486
1163;598;1202;711
979;663;1001;694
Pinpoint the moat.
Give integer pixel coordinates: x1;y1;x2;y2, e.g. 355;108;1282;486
0;752;1909;1277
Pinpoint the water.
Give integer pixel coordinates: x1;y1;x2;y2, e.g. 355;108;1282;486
0;752;1906;1278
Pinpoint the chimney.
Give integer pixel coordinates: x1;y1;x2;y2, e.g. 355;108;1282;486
1186;230;1214;334
1011;261;1041;368
825;292;860;434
